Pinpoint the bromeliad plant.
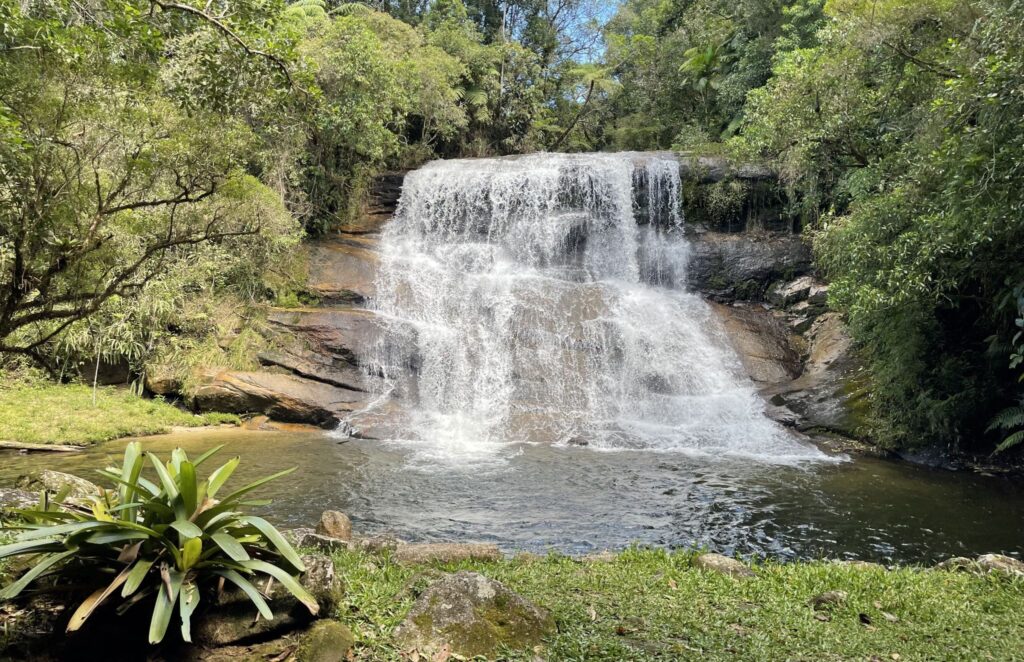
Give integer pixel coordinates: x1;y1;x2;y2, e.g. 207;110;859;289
0;442;317;644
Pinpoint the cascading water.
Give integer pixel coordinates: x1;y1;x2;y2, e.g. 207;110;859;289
358;152;826;465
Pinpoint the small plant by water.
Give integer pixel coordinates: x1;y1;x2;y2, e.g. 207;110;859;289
0;442;316;644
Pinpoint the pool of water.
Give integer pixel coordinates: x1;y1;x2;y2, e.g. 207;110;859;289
3;428;1022;564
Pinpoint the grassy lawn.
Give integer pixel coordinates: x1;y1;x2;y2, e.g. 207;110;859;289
331;548;1024;661
0;383;238;446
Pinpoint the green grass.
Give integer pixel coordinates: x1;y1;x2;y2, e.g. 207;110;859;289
329;548;1024;661
0;383;238;446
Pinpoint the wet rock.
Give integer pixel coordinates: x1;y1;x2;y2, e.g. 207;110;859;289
393;571;555;658
710;302;802;385
686;232;812;301
296;620;356;662
191;370;366;428
809;590;848;610
693;553;755;578
194;553;341;646
394;543;502;566
317;511;353;542
761;313;868;439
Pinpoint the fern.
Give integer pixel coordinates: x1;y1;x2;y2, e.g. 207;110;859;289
988;400;1024;453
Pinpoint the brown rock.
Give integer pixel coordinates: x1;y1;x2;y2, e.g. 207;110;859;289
393;543;502;566
316;511;353;542
306;235;380;304
693;553;755;578
809;590;848;609
710;302;802;385
191;370;366;428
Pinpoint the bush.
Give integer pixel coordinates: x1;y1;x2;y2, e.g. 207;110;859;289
0;442;316;644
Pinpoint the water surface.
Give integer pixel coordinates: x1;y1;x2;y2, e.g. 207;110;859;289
3;428;1021;564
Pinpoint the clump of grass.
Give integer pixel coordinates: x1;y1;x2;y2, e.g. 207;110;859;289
0;383;238;446
328;547;1024;661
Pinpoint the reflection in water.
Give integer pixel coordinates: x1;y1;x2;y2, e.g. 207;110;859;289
2;428;1022;564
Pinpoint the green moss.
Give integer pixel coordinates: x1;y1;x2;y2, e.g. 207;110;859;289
331;547;1024;661
0;383;237;446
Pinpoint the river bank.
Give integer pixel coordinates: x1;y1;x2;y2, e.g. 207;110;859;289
0;383;239;449
3;540;1023;661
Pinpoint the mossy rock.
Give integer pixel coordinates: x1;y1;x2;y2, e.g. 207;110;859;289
296;620;356;662
393;571;554;659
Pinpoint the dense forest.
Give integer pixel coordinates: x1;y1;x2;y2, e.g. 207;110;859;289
1;0;1023;455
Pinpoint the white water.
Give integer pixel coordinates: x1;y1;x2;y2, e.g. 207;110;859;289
359;152;826;465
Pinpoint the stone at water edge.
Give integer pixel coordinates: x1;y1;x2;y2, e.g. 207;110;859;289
693;553;756;578
394;571;555;659
935;554;1024;576
19;470;102;500
317;510;353;542
976;554;1024;576
393;542;502;566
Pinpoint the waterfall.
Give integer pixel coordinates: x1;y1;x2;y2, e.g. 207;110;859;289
359;152;825;464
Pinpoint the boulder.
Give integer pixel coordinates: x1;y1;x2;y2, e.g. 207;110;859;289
317;511;353;542
0;487;40;512
296;620;356;662
393;543;502;566
692;553;755;578
976;554;1024;576
393;571;555;659
686;232;812;301
17;470;102;500
191;370;366;428
768;276;816;307
710;303;802;385
194;553;342;647
145;365;182;396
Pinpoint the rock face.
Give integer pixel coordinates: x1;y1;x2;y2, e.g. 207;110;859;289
192;370;363;428
687;232;813;301
692;553;756;578
195;553;342;647
393;543;502;566
393;571;555;658
316;510;353;542
762;313;868;438
306;235;380;305
710;303;801;384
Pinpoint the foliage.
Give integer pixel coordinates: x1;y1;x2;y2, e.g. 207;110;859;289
328;547;1024;660
0;383;237;446
735;0;1024;450
0;442;314;643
